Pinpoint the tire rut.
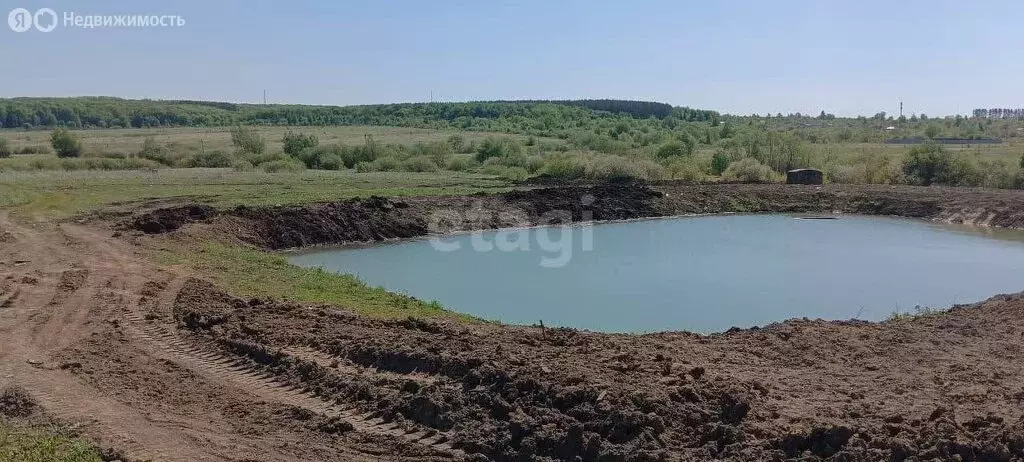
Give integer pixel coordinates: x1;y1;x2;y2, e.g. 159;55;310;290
125;277;464;458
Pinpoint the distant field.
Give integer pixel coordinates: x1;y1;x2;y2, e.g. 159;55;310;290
0;125;561;157
0;168;510;217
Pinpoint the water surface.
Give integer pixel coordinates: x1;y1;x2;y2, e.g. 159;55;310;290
289;215;1024;333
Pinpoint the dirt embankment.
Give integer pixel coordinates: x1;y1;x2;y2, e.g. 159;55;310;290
174;278;1024;461
128;182;1024;249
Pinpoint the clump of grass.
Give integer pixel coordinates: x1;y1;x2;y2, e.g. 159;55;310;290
887;305;944;321
0;422;103;462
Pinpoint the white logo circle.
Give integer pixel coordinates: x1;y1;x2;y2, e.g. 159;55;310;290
8;8;32;32
33;8;56;32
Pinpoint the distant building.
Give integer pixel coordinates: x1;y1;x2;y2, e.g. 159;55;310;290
787;168;823;185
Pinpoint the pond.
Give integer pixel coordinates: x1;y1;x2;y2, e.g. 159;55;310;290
288;215;1024;333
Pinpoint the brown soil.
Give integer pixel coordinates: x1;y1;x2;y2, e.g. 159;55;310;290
129;182;1024;250
3;182;1024;461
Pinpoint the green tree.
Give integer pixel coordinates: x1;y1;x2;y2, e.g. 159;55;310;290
710;151;729;175
50;128;82;158
924;125;941;139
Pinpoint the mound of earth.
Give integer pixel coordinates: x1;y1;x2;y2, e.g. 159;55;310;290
172;278;1024;461
126;183;1024;251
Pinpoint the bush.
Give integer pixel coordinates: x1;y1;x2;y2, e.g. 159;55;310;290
187;150;233;168
541;154;588;180
138;137;187;166
411;141;453;167
656;140;687;159
665;157;706;182
282;130;318;156
446;156;475;172
51;128;83;158
476;137;523;162
260;158;305;173
400;155;440;172
230;126;266;155
710;151;729;175
296;145;345;170
587;155;666;181
901;144;982;186
0;137;10;158
722;157;778;183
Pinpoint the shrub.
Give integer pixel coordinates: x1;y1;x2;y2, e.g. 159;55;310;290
541;154;588;180
902;145;946;185
411;141;453;167
656;140;687;159
0;137;11;158
187;150;233;168
710;151;729;175
446;156;475;172
260;158;305;173
296;145;345;170
476;137;523;162
51;128;83;158
138;137;187;166
400;155;440;172
230;126;266;155
282;130;318;156
722;157;778;183
665;157;706;182
587;155;666;181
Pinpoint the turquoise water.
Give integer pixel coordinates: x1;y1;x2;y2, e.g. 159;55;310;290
288;215;1024;333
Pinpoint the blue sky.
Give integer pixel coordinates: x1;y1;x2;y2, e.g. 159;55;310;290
2;0;1022;116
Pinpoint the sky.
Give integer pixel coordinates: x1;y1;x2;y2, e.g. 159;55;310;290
1;0;1022;116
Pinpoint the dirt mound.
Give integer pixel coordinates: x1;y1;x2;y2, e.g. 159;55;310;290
0;386;39;418
133;204;218;234
171;278;1024;461
128;182;668;250
126;183;1024;251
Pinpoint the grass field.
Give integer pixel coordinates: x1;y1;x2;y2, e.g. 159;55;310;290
0;125;557;158
0;168;510;218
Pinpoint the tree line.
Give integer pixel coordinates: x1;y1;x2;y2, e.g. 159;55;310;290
972;108;1024;119
0;97;708;130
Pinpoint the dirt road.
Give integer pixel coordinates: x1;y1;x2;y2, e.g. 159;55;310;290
2;183;1024;461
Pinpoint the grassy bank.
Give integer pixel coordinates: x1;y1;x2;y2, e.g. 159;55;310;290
154;242;477;322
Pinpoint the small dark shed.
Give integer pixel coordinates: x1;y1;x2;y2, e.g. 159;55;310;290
787;168;823;185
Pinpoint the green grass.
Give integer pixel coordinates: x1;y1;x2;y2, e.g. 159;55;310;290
0;422;102;462
159;243;478;322
0;168;510;218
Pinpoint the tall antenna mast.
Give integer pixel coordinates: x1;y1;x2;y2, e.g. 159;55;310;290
263;89;267;105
